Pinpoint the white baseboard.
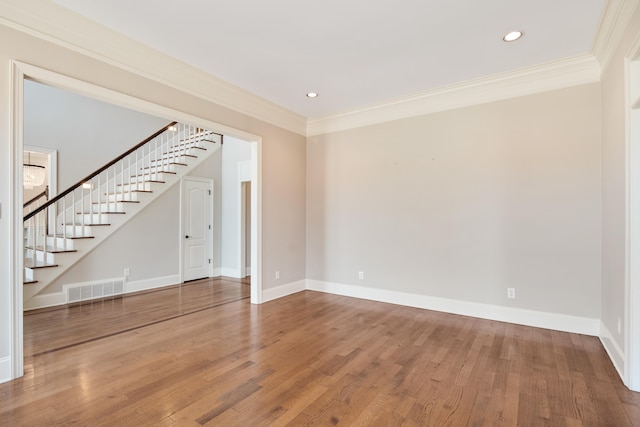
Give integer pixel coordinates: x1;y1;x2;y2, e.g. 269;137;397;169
220;267;242;278
24;292;66;311
211;267;222;277
126;274;181;293
305;280;600;336
0;357;11;384
245;267;251;276
600;321;625;380
262;279;306;303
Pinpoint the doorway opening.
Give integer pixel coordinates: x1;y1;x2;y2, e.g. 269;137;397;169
10;61;264;381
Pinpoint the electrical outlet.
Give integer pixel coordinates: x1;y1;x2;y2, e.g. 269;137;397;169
124;268;130;277
358;271;364;280
275;270;280;280
507;288;516;299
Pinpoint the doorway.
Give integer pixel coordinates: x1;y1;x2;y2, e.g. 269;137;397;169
23;146;57;237
9;61;264;381
181;177;214;282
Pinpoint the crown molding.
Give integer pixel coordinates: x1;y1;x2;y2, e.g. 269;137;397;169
592;0;640;71
307;54;601;136
0;0;306;136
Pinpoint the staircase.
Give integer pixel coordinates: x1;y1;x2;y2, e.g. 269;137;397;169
23;122;222;308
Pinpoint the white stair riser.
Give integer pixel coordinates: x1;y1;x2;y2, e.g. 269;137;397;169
141;164;177;173
46;236;76;250
77;213;116;223
164;147;203;156
63;225;94;237
152;154;192;163
90;202;129;213
117;182;152;192
107;193;140;202
129;173;168;183
25;251;55;264
24;268;34;282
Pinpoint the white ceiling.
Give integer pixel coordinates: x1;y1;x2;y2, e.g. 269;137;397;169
53;0;606;119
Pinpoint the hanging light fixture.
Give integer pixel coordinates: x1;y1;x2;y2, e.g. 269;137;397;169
23;152;46;189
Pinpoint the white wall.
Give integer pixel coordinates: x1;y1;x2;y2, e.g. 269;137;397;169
600;4;640;381
220;136;251;277
307;83;602;320
24;80;170;190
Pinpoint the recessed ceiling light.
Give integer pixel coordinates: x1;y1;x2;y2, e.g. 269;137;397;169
503;31;524;42
306;92;318;98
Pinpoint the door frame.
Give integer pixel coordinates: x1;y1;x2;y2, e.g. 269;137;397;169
9;61;264;381
23;146;57;199
24;146;57;233
180;177;214;282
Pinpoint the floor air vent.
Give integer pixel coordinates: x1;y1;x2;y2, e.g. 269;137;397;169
66;279;125;303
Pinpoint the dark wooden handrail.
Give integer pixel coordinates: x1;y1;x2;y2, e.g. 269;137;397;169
24;121;177;222
23;186;49;209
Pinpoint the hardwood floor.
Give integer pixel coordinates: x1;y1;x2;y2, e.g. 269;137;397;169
1;278;639;426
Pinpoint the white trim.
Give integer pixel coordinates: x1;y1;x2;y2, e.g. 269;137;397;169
625;37;640;392
0;357;11;384
0;3;306;136
24;145;57;232
306;280;600;336
262;280;307;303
307;54;601;136
23;292;66;311
250;139;262;304
23;145;57;197
238;164;251;280
10;60;25;381
212;267;222;277
592;0;640;72
600;320;625;381
125;275;181;294
245;267;252;276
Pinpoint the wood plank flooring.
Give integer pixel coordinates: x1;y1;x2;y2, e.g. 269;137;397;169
1;278;639;426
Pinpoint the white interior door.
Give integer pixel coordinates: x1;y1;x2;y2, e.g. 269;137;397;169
182;178;212;282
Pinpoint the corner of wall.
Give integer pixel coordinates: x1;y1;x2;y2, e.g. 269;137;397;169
599;320;625;380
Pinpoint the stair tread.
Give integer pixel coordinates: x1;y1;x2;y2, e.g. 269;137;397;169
64;223;111;226
142;162;188;167
92;200;140;204
23;280;38;285
153;154;197;160
52;234;95;239
24;259;58;269
165;146;206;154
25;245;78;253
134;166;177;176
105;190;152;194
116;180;165;186
77;211;126;214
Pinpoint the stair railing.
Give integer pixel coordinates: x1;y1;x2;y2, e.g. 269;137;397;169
23;121;217;269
